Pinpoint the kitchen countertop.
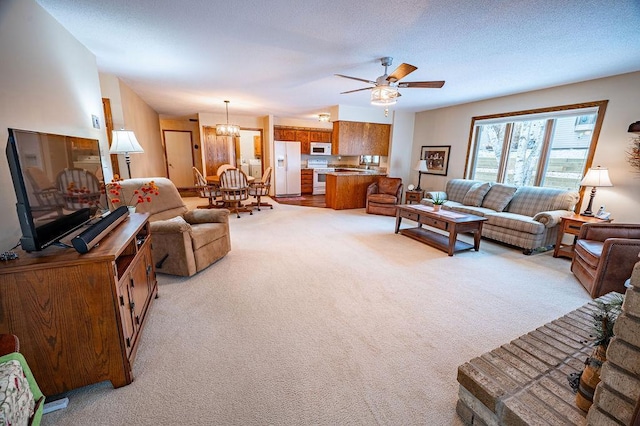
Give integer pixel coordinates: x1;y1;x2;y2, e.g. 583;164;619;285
326;169;386;176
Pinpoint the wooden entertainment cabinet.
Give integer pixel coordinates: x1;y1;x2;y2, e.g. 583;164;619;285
0;213;157;396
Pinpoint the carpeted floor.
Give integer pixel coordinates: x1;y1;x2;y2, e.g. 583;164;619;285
42;198;591;425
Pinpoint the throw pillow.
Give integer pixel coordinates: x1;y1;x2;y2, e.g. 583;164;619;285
462;182;491;207
481;184;518;212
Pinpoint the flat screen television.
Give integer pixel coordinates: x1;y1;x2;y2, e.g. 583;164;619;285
6;128;107;251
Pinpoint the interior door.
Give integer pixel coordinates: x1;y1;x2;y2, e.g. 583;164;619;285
164;130;194;187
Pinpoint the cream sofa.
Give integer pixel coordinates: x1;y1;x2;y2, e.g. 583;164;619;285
115;178;231;276
422;179;579;253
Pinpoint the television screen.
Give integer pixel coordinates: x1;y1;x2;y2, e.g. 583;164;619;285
6;128;107;251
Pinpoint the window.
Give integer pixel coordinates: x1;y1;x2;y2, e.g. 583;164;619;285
466;101;608;190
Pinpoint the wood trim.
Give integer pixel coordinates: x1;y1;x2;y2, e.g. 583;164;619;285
464;100;609;210
102;98;120;177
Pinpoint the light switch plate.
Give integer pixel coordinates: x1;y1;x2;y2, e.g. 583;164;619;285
92;115;100;129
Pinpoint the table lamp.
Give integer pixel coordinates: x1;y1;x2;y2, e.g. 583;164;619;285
110;130;144;178
579;165;612;216
413;160;428;190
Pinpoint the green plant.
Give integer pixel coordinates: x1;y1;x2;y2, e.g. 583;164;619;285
590;294;624;350
432;193;446;205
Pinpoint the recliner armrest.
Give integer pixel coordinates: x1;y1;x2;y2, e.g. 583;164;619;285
366;183;379;197
150;216;192;233
184;208;230;224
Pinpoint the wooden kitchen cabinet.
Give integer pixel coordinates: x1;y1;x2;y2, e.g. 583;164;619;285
274;127;296;141
332;121;390;156
296;130;311;154
0;213;157;396
301;169;313;194
310;131;332;143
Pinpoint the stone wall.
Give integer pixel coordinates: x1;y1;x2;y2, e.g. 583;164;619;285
587;261;640;425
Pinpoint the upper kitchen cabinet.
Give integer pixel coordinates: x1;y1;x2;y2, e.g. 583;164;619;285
332;121;390;156
274;126;332;155
274;128;296;141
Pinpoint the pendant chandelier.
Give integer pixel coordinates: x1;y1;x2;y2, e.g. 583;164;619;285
216;100;240;137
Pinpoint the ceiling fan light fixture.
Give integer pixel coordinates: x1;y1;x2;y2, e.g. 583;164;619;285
215;100;240;137
370;86;398;106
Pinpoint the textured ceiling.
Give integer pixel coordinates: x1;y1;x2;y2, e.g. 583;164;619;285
36;0;640;120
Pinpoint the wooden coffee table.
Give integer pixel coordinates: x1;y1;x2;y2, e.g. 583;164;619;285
395;204;487;256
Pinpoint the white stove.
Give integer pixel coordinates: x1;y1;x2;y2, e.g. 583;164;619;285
307;158;334;195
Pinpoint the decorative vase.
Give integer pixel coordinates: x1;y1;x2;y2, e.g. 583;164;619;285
576;344;607;412
433;204;441;212
127;206;136;214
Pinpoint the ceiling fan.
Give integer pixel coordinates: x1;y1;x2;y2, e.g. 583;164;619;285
335;57;445;105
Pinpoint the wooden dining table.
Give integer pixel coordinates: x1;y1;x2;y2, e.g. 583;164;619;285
199;174;256;210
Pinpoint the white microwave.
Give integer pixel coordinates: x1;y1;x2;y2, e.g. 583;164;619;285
310;142;332;155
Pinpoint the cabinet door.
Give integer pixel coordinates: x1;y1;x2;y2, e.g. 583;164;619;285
118;279;135;356
274;128;296;141
130;254;151;329
310;131;331;143
296;130;310;154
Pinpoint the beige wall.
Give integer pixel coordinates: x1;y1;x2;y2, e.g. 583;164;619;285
0;0;108;250
100;73;165;179
412;71;640;223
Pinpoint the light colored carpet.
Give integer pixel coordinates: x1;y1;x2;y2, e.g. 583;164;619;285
42;198;591;425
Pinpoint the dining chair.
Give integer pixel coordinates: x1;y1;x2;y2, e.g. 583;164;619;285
216;164;235;177
55;168;104;212
248;166;273;211
192;167;221;208
219;168;253;218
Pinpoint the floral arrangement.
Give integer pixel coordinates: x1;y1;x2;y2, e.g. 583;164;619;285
106;175;159;209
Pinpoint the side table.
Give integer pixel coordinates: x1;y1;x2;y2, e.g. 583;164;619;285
405;189;424;204
553;214;611;259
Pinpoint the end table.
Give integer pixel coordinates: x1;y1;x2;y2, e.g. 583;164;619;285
553;214;612;259
405;189;424;204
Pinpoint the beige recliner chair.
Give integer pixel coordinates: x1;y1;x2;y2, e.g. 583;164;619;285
115;178;231;276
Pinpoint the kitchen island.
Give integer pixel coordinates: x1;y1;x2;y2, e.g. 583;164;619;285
325;170;386;210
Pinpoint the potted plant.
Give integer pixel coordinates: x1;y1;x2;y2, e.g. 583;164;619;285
432;193;446;211
575;294;624;412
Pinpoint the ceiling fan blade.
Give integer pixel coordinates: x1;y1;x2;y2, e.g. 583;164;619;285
335;74;376;84
340;87;373;94
398;80;445;88
386;63;417;82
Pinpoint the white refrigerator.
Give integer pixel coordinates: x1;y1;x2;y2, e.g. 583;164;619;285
274;141;301;196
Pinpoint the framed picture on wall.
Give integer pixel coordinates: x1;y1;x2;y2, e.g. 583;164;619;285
420;145;451;176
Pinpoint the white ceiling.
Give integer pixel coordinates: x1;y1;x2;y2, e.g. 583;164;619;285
36;0;640;120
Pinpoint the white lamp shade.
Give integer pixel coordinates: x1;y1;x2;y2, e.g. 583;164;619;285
580;166;612;187
413;159;428;172
110;130;144;154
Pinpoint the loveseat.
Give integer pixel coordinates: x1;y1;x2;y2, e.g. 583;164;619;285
422;179;579;253
116;178;231;276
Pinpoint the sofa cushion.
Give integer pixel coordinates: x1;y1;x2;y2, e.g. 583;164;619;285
190;223;228;251
445;179;485;203
506;186;578;216
485;212;546;235
462;182;492;207
481;184;518;212
449;205;498;217
368;193;398;205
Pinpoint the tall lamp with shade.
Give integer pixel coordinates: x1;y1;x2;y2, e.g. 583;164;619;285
413;160;428;191
110;130;144;178
580;165;612;216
